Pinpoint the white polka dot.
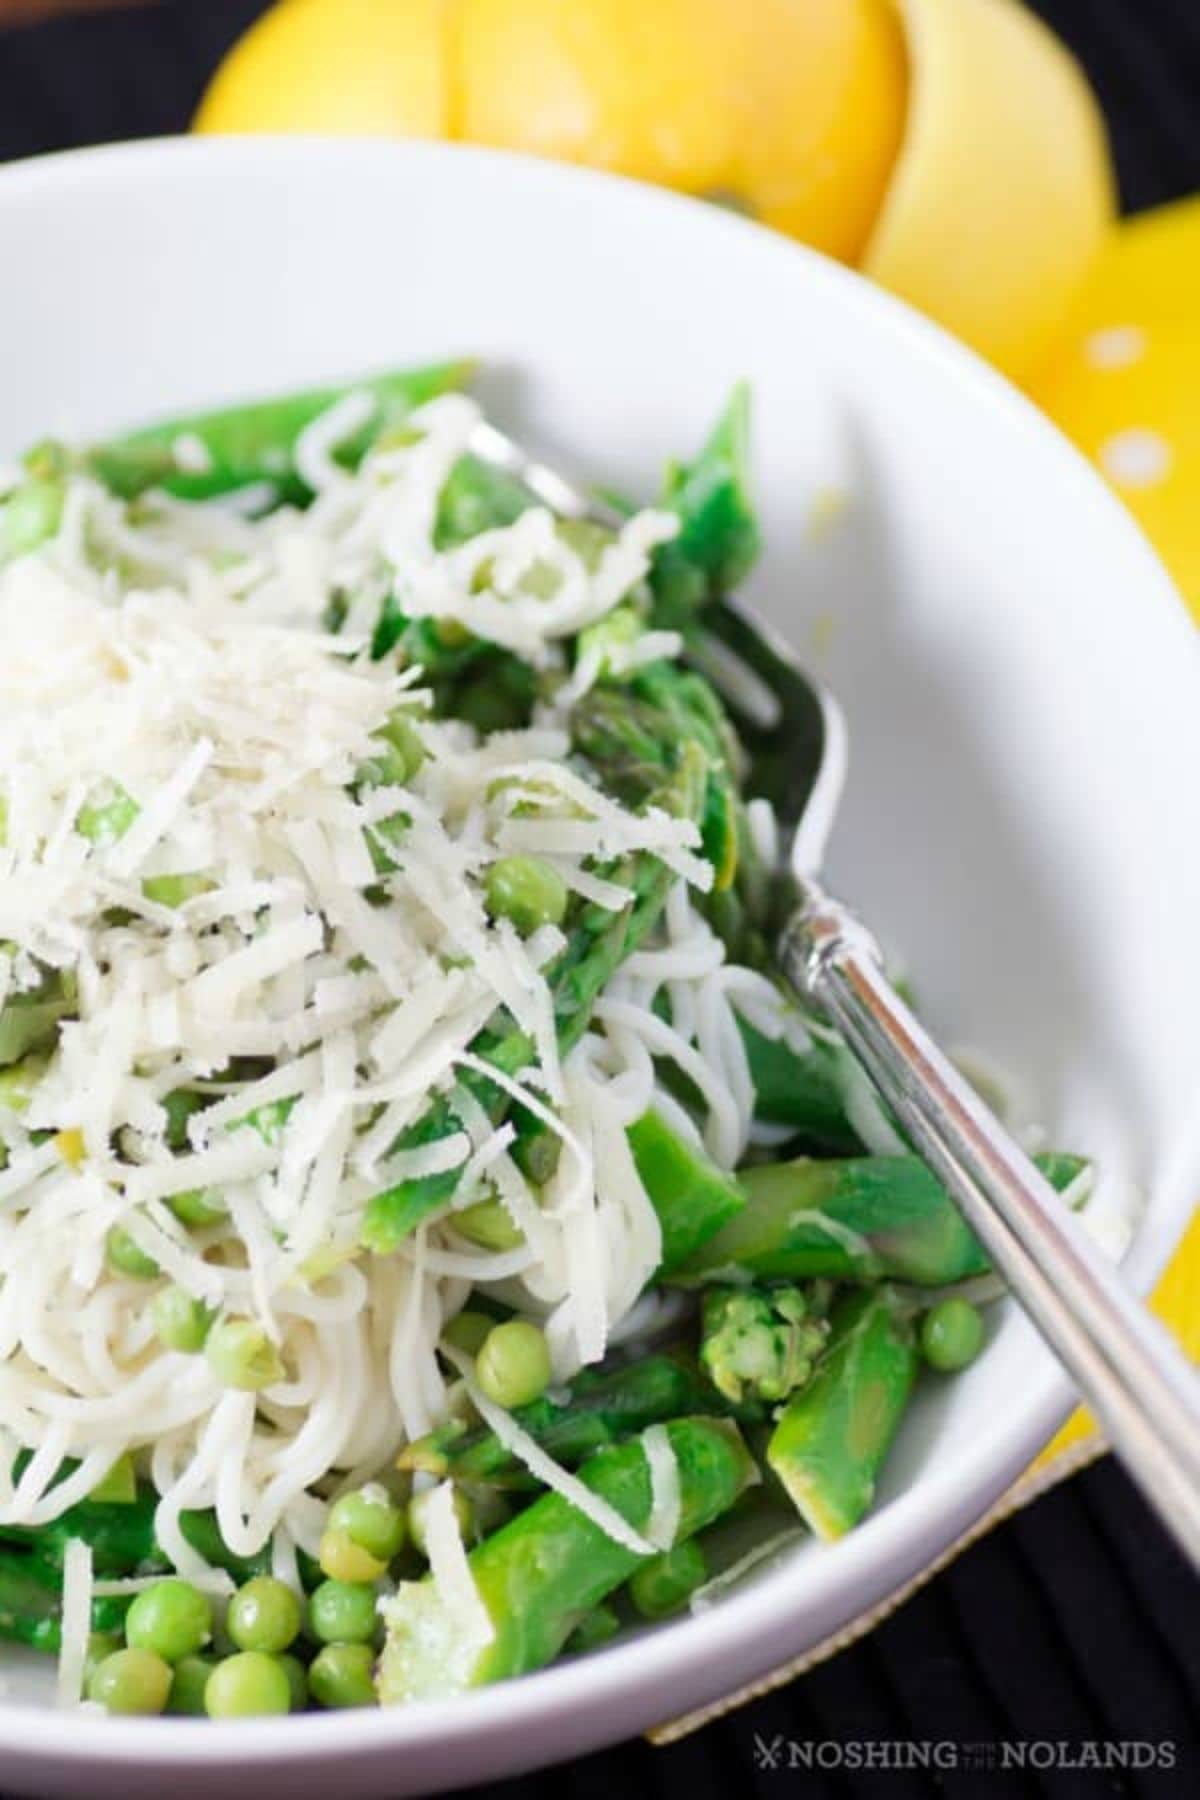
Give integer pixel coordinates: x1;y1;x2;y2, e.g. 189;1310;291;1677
1099;428;1173;489
1085;325;1147;369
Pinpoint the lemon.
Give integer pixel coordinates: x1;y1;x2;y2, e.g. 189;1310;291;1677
863;0;1116;379
458;0;906;263
1032;198;1200;619
196;0;906;264
195;0;450;136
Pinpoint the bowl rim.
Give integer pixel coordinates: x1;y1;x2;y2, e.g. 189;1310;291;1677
0;131;1195;1779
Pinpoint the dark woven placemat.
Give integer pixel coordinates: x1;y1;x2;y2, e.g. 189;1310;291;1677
0;5;1196;1794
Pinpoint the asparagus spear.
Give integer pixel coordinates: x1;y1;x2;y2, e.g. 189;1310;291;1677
0;1548;130;1655
87;359;476;503
0;1490;271;1584
673;1151;1088;1287
767;1286;919;1539
739;1019;864;1153
626;1111;745;1272
650;384;761;626
377;1417;757;1701
399;1353;758;1487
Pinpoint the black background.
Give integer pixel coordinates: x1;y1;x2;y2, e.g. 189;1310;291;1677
0;4;1197;1796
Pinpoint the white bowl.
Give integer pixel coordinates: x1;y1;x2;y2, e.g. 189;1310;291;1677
0;137;1196;1797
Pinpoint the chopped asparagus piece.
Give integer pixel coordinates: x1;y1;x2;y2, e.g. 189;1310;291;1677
674;1152;1088;1287
767;1286;918;1539
378;1417;757;1701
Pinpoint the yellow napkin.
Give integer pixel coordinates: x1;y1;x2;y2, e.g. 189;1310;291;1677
651;197;1200;1743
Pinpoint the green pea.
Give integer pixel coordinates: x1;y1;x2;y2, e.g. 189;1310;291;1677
83;1631;122;1686
450;1196;524;1252
205;1317;285;1391
308;1642;377;1710
277;1652;309;1713
406;1485;473;1558
166;1187;226;1229
360;712;426;788
317;1526;387;1584
225;1576;303;1654
440;1310;493;1357
125;1578;212;1663
308;1580;378;1647
475;1319;552;1409
106;1225;159;1281
483;856;568;936
87;1647;173;1715
76;785;139;847
152;1285;215;1354
921;1297;986;1372
628;1540;708;1620
140;872;214;908
166;1655;216;1716
204;1650;292;1718
326;1487;406;1563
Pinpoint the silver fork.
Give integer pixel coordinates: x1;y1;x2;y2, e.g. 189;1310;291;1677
466;417;1200;1567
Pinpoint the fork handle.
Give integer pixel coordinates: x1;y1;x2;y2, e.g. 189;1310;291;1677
780;881;1200;1570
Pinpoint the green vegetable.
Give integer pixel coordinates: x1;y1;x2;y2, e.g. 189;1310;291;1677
739;1019;863;1153
167;1655;216;1716
0;1054;49;1114
920;1297;986;1371
401;1352;752;1488
626;1110;745;1272
627;1540;707;1620
87;1647;173;1715
676;1152;1088;1287
318;1527;387;1584
357;710;427;789
0;985;73;1068
0;475;65;560
327;1489;406;1565
309;1641;377;1710
88;360;476;504
166;1188;226;1229
0;1491;270;1589
565;1603;621;1653
225;1577;303;1655
152;1285;215;1354
309;1579;378;1647
277;1653;309;1713
205;1317;285;1391
484;856;569;935
440;1310;494;1358
105;1226;159;1281
699;1283;829;1405
449;1195;524;1252
435;452;536;549
204;1650;293;1718
650;384;761;625
378;1417;757;1701
140;872;214;908
87;1454;137;1506
475;1320;552;1409
124;1578;212;1663
76;785;139;847
767;1287;919;1540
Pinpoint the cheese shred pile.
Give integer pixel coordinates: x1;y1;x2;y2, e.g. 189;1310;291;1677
0;394;799;1577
